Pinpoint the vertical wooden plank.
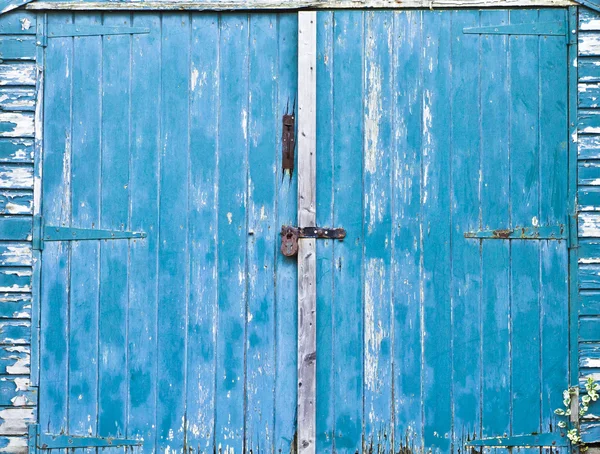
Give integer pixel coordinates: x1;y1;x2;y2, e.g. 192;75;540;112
315;10;334;453
68;12;101;446
38;11;72;436
332;10;363;452
392;10;423;451
450;9;481;449
30;11;44;390
156;12;189;453
128;11;160;453
509;8;542;446
363;10;393;451
539;7;569;439
98;12;131;439
186;11;218;453
567;5;578;394
245;12;277;453
274;12;298;453
297;10;316;454
215;14;248;454
479;9;511;452
421;10;452;454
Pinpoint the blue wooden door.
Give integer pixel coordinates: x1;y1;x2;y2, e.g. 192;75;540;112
38;12;299;453
313;8;570;454
36;7;571;454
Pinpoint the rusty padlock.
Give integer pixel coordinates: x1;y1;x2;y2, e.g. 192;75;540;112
281;226;299;257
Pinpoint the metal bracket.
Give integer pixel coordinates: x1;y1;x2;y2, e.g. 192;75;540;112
464;225;566;240
33;215;147;250
463;21;566;36
28;425;142;452
282;103;296;177
280;225;346;257
465;432;568;448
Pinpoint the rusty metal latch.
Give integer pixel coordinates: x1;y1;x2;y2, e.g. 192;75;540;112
464;225;566;240
282;101;296;177
28;425;142;452
280;225;346;257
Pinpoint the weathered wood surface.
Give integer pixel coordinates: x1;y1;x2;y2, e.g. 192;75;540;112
580;11;600;433
0;6;44;454
0;65;35;87
0;11;35;35
579;11;600;436
0;58;33;421
297;10;316;454
25;0;575;9
22;6;593;452
38;12;298;453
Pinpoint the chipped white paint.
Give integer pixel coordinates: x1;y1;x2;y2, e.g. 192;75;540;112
581;357;600;368
364;258;385;393
191;67;200;91
580;83;600;93
227;212;232;224
19;18;31;31
0;64;36;87
0;113;34;138
580;135;600;159
2;269;31;278
422;90;433;205
4;346;29;375
4;202;31;215
580;213;600;238
1;245;31;266
364;33;382;175
0;167;33;189
580;33;600;57
241;108;247;141
0;408;34;435
12;378;29;393
12;147;32;162
0;435;27;453
0;91;34;111
10;395;30;407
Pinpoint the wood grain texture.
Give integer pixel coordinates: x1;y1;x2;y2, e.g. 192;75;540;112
579;7;600;443
25;0;575;10
297;11;316;454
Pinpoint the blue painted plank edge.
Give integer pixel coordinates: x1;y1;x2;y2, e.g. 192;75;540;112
0;0;34;16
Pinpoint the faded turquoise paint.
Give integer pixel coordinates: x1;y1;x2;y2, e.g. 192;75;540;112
35;8;572;454
313;9;571;453
38;12;298;454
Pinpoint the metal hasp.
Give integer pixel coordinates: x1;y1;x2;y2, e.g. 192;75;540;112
465;432;568;448
33;215;147;250
280;225;346;257
282;110;296;176
464;225;567;240
28;424;142;452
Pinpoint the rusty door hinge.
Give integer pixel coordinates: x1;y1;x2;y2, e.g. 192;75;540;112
280;225;346;257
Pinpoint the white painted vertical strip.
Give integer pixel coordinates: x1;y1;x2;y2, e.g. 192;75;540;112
297;10;317;454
